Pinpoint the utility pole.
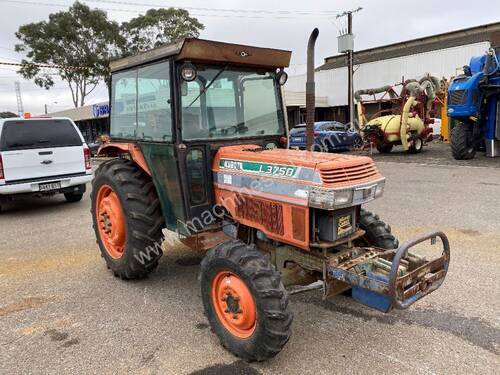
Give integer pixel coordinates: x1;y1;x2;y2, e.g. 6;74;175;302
347;12;354;127
14;81;24;117
337;7;362;128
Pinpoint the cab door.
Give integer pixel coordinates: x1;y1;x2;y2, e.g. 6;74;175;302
177;144;214;229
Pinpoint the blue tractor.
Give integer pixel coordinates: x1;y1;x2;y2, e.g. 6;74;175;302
447;47;500;159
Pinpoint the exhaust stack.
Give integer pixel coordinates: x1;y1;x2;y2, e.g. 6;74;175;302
306;28;319;150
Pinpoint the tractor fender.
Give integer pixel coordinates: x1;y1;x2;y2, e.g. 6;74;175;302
97;142;151;176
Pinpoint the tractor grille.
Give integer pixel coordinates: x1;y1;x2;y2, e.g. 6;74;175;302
320;162;379;186
450;90;466;105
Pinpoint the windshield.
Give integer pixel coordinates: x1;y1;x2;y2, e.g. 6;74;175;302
181;67;284;140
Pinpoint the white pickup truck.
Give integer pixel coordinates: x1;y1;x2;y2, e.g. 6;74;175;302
0;117;93;211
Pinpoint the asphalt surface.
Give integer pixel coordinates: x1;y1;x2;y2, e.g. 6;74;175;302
1;142;499;375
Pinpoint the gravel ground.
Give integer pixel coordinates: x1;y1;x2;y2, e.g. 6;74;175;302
0;145;499;375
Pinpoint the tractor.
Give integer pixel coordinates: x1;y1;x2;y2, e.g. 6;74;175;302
447;47;500;159
92;36;450;361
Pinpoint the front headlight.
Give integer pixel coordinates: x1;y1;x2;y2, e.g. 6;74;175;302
309;188;353;209
374;181;385;198
309;188;335;209
333;190;353;205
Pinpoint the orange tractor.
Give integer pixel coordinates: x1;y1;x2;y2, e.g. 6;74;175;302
92;36;450;361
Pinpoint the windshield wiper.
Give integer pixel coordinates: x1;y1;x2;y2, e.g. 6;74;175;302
210;123;248;137
186;65;228;109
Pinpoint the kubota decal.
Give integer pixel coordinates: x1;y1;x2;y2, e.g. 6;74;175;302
220;159;299;178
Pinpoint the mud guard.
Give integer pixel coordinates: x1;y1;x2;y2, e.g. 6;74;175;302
97;143;151;176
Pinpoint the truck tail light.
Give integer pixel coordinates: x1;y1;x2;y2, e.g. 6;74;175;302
84;146;91;170
0;154;4;180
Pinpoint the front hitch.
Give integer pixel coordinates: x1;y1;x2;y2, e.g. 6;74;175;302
328;231;450;312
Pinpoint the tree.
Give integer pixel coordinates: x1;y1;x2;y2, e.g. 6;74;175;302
15;2;124;107
122;8;204;54
0;111;17;118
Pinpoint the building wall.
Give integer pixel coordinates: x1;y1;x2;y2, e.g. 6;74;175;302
286;41;490;107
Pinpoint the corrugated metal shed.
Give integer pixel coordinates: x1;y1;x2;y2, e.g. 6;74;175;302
318;21;500;71
284;91;329;108
286;41;490;106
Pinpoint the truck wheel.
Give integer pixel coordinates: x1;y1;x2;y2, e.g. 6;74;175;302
358;209;399;249
200;240;292;361
91;159;165;279
451;122;476;160
376;143;393;153
408;137;423;154
64;192;83;203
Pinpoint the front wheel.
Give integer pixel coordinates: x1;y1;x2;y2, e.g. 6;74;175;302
200;240;292;361
358;209;399;249
408;137;423;154
451;122;476;160
339;209;399;297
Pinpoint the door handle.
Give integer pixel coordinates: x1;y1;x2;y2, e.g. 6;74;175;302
41;160;53;165
39;151;53;155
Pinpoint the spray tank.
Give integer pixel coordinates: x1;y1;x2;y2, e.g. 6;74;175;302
355;75;441;154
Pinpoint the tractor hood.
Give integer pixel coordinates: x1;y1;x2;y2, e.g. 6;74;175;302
212;144;385;249
213;145;382;189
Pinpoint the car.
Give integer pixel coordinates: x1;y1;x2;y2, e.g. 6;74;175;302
289;121;362;151
0;117;93;211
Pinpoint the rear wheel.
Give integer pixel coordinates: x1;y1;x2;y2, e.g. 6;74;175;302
200;240;292;361
64;192;83;203
91;159;165;279
451;122;476;160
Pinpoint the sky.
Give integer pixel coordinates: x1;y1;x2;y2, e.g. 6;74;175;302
0;0;498;114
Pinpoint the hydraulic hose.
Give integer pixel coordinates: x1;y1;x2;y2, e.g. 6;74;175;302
401;96;417;151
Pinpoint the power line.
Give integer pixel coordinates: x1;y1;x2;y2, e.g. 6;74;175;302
0;60;90;70
86;0;342;16
0;0;342;19
0;86;69;92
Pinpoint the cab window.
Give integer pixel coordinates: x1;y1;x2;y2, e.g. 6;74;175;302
181;67;284;140
110;60;172;141
110;70;137;139
137;62;172;141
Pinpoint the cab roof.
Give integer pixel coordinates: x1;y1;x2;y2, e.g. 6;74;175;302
110;37;292;73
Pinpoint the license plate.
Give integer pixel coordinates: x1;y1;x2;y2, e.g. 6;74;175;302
292;137;304;142
39;181;61;192
337;214;352;236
